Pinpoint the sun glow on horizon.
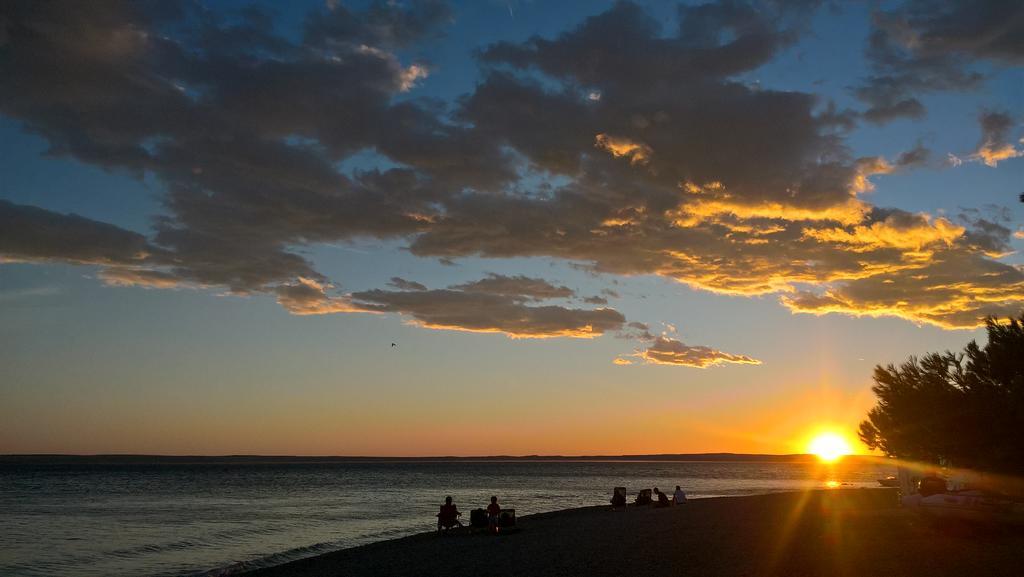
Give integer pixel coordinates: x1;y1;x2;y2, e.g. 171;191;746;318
807;432;853;463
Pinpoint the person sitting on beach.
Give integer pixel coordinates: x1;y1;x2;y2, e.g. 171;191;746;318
437;496;462;532
653;487;670;508
486;496;501;534
673;485;687;505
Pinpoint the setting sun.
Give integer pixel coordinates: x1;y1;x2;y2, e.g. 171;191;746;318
807;432;853;462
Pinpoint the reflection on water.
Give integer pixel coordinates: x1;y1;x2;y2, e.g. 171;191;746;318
0;459;893;577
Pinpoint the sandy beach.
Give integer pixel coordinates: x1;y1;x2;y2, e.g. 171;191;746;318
243;489;1024;577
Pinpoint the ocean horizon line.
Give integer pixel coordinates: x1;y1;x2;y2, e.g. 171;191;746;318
0;452;882;463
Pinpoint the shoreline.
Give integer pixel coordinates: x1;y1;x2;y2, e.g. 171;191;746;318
238;489;1024;577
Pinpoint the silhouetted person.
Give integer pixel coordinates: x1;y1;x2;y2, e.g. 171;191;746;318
437;496;462;532
673;485;687;504
654;487;670;507
487;496;501;534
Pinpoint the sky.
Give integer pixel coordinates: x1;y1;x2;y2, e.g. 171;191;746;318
1;0;1022;456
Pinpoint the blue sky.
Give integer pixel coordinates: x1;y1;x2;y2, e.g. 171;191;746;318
1;0;1022;455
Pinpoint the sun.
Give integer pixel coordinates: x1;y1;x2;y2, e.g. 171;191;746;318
807;432;852;463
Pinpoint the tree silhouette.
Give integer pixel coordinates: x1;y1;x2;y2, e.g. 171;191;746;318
859;315;1024;474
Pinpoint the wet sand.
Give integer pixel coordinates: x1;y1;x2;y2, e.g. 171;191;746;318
244;489;1024;577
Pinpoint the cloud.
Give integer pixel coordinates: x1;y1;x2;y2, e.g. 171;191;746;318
855;1;1023;123
594;133;652;166
895;142;932;168
0;286;60;302
349;279;625;339
896;0;1024;63
275;278;365;316
449;273;574;301
801;211;963;253
267;271;632;342
0;200;156;266
618;321;654;341
388;277;428;291
304;0;453;50
970;110;1022;167
782;251;1024;329
99;267;189;289
1;0;1022;340
635;337;761;368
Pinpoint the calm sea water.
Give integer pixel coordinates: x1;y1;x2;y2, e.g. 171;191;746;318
0;458;894;577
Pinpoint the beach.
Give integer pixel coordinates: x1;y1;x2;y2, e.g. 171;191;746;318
0;457;897;576
244;489;1024;577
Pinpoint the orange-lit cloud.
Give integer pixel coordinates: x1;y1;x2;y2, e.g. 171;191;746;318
969;111;1022;167
594;133;652;166
0;199;156;267
973;143;1022;167
635;337;761;368
449;273;574;301
99;267;190;289
275;278;366;315
801;213;963;252
2;0;1022;347
348;285;626;339
782;251;1024;329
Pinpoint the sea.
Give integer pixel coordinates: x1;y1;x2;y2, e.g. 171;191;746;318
0;456;895;577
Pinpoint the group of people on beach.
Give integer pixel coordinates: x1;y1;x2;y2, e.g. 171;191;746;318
656;486;688;507
439;485;689;534
436;495;503;534
611;485;687;507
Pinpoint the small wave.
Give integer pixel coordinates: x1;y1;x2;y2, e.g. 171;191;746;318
189;540;349;577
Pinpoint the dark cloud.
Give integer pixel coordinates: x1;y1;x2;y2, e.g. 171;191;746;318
388;277;428;291
970;110;1021;167
898;0;1024;63
304;0;453;50
895;142;931;168
0;200;156;265
350;280;624;339
618;321;654;341
956;206;1014;256
481;0;813;86
449;273;574;301
855;0;1022;123
274;278;361;316
582;295;608;305
0;0;509;295
1;0;1021;337
634;336;761;368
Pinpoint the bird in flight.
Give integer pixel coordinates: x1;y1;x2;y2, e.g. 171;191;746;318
391;343;397;347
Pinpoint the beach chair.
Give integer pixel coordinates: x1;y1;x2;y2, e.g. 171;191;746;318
611;486;627;510
635;488;652;506
498;509;516;528
469;508;488;533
